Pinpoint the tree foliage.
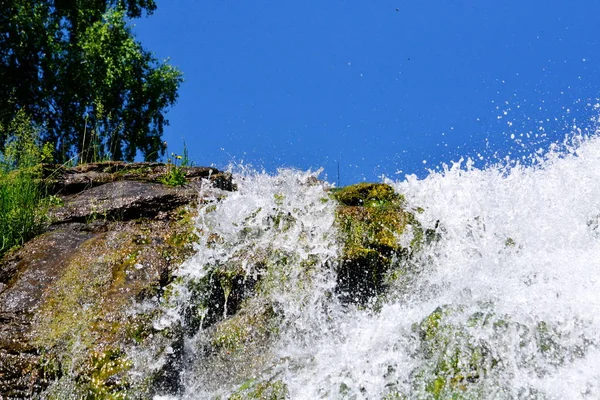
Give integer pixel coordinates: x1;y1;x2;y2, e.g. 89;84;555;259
0;0;183;162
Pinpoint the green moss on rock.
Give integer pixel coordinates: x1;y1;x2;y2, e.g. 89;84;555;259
229;378;289;400
25;206;201;397
179;263;257;334
332;182;404;207
212;302;279;354
76;348;133;399
411;306;500;399
333;183;413;304
409;304;595;399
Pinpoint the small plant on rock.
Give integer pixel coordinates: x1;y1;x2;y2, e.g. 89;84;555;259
160;152;187;187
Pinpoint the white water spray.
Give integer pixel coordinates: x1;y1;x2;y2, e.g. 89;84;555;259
153;126;600;399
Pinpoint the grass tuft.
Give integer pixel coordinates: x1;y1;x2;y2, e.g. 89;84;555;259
0;111;50;257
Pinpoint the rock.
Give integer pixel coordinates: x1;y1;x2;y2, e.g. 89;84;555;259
49;180;197;223
332;182;400;207
409;305;500;398
0;350;45;398
194;300;280;392
407;305;589;398
0;227;95;352
0;162;234;398
229;378;289;400
332;183;413;304
183;265;259;333
41;161;234;195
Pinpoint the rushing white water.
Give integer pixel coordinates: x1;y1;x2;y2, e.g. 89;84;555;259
154;126;600;399
154;169;342;399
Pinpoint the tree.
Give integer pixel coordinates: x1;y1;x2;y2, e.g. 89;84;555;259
0;0;183;162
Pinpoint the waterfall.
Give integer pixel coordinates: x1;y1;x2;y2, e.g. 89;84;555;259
150;127;600;399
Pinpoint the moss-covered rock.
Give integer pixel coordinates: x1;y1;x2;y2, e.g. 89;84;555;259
332;183;414;304
412;306;495;398
405;306;504;399
179;264;258;334
408;305;585;399
211;301;279;355
1;171;445;397
0;162;233;398
228;378;289;400
176;297;282;395
168;246;299;390
27;209;200;397
332;182;403;207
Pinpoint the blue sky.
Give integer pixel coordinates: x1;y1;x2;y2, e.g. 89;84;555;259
134;1;600;184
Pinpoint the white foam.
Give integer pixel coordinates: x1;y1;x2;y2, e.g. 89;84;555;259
155;130;600;399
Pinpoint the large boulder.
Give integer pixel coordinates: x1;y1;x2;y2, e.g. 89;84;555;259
0;162;234;398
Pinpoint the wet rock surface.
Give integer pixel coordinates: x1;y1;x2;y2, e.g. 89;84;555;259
332;183;414;304
0;162;234;398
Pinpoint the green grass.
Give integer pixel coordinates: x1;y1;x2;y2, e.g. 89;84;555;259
0;166;47;256
0;111;50;257
0;116;196;257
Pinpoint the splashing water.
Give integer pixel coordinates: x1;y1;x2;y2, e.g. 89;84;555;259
152;127;600;399
152;168;341;399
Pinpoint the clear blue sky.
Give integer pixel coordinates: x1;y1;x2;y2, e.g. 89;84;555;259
133;1;600;184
